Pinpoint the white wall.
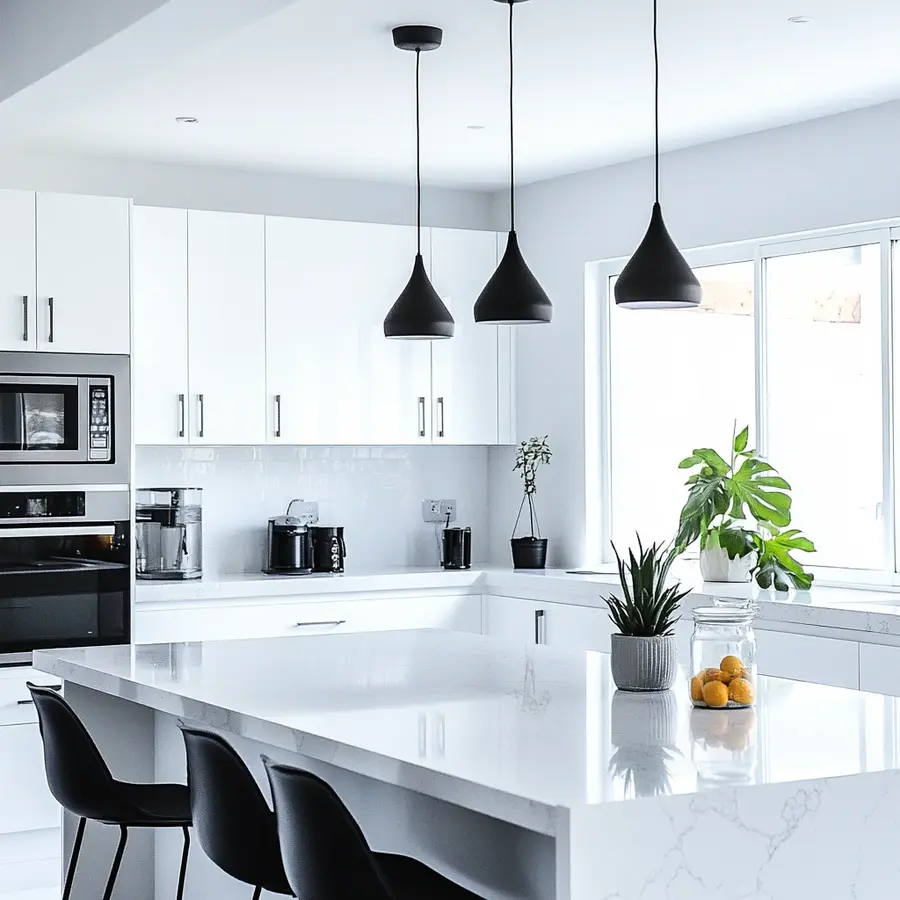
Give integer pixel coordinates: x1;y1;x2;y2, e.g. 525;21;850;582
489;98;900;569
0;149;492;230
136;445;489;578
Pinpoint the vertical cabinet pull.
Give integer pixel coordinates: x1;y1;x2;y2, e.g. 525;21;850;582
177;394;185;438
21;296;27;342
275;394;282;438
417;397;426;438
47;297;54;343
197;394;205;439
534;609;546;645
437;397;445;438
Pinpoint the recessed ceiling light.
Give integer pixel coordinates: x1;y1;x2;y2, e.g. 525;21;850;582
466;124;486;131
788;15;814;24
175;116;198;124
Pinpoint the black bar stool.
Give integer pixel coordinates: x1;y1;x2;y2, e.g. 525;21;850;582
179;725;291;899
263;757;488;900
27;683;192;900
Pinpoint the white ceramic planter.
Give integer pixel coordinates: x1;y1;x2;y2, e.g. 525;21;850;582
699;546;757;583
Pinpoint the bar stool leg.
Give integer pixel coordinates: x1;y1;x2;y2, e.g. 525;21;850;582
61;817;86;900
101;825;128;900
175;826;190;900
251;886;262;900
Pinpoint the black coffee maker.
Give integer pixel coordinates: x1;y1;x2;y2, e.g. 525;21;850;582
264;513;313;575
442;527;472;570
310;526;347;574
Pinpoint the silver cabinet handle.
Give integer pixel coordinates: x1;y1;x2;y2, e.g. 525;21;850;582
293;620;346;628
47;297;54;343
417;396;426;438
197;394;204;438
534;609;546;645
275;394;282;438
177;394;185;438
21;296;27;342
437;396;445;438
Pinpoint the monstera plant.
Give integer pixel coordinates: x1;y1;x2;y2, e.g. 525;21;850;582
675;425;815;591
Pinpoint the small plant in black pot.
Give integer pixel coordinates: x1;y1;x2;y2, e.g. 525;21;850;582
510;436;552;569
605;538;689;692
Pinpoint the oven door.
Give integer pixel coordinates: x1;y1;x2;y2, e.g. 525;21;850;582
0;375;87;464
0;521;130;656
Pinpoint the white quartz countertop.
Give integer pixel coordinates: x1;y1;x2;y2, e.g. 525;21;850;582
136;565;900;639
33;631;900;834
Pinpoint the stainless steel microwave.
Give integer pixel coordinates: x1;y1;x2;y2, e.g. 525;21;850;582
0;353;130;485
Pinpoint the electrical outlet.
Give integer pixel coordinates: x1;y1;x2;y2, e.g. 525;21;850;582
422;500;457;523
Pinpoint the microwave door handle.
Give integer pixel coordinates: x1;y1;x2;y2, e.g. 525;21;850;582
16;393;25;450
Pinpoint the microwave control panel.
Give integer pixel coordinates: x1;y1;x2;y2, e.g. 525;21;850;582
89;381;112;461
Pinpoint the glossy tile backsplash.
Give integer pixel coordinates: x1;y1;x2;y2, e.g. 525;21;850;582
135;446;489;578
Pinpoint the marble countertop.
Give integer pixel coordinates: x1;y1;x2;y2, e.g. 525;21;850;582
136;565;900;639
33;630;900;833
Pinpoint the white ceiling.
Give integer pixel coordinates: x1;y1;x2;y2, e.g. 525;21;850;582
14;0;900;189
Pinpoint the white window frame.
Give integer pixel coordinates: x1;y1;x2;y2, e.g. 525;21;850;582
585;220;900;587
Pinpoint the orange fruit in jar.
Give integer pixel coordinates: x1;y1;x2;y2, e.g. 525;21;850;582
702;680;729;708
720;655;744;677
739;668;752;682
703;668;732;686
729;678;754;706
690;675;704;702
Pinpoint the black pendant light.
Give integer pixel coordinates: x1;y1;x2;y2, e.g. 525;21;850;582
474;0;552;326
614;0;701;310
384;26;454;340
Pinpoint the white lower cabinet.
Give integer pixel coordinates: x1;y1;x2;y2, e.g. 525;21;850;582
484;595;612;650
755;628;859;689
0;668;61;836
136;595;482;644
859;643;900;695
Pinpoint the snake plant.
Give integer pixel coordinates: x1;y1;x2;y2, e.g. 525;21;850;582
606;538;689;637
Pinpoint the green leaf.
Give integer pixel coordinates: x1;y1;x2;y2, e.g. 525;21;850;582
734;426;749;453
693;449;730;476
678;455;702;469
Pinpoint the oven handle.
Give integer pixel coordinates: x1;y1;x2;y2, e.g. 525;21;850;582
0;525;116;539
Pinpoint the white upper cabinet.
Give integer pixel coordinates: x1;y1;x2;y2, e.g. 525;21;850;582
265;216;432;445
36;193;130;354
430;228;502;445
187;210;267;445
132;206;189;444
0;190;37;352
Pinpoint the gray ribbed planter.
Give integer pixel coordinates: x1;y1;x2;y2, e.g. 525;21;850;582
610;634;677;692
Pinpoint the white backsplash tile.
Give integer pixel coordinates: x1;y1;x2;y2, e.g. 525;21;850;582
136;445;488;578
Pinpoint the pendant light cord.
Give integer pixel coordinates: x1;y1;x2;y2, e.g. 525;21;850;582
416;48;422;255
508;0;516;231
653;0;659;204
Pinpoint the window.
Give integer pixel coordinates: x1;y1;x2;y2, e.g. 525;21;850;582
591;227;896;581
608;261;755;550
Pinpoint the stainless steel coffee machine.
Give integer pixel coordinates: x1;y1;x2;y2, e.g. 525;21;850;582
136;488;203;580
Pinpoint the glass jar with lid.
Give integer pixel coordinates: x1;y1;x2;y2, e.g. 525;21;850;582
690;606;757;709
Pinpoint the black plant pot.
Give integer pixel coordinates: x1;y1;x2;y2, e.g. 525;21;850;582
510;537;548;570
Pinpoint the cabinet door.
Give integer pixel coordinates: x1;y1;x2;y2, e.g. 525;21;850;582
0;725;59;833
0;190;37;352
265;216;431;445
755;628;859;689
36;193;130;353
132;206;189;444
484;595;545;645
430;229;500;444
188;210;266;445
859;643;900;695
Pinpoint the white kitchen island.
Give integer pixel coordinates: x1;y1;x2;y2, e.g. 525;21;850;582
33;631;900;900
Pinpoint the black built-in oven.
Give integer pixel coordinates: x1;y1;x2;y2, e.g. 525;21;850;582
0;488;130;663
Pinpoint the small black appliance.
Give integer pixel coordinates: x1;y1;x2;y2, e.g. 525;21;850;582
264;512;313;576
442;527;472;570
310;526;346;574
